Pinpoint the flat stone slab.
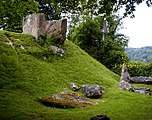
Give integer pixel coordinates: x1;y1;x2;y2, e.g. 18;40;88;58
130;76;152;84
40;90;97;108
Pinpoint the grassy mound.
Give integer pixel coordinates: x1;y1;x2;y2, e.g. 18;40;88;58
0;30;152;120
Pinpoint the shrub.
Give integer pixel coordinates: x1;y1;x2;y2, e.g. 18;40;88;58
126;62;152;77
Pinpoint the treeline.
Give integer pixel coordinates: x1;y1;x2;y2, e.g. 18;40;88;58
125;46;152;62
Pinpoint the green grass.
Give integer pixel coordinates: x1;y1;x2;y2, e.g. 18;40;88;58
0;30;152;120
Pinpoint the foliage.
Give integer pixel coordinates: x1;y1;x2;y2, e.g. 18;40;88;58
69;15;129;71
111;61;152;77
0;0;39;32
125;46;152;62
38;33;62;46
126;62;152;77
35;0;80;20
0;0;152;32
37;34;64;61
38;0;152;17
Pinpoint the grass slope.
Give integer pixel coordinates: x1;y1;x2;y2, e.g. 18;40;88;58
0;30;152;120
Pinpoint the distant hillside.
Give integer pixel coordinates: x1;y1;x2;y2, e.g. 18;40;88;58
0;30;152;120
125;46;152;62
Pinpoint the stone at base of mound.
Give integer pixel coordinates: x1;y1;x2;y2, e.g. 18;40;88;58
130;76;152;84
40;90;98;108
119;80;151;95
81;85;105;98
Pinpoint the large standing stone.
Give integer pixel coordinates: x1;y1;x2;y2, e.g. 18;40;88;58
81;85;105;98
22;13;67;43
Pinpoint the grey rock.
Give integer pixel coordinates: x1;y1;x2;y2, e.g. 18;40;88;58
70;82;81;91
119;80;151;95
23;13;67;43
119;80;134;92
51;45;64;57
90;114;110;120
119;64;151;95
130;76;152;84
81;85;105;98
134;88;151;95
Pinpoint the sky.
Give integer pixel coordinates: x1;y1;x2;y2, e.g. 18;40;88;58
119;3;152;48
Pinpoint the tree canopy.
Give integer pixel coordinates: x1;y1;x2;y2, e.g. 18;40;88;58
0;0;152;32
0;0;39;32
69;15;129;70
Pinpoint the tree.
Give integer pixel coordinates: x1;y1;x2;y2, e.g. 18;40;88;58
69;15;129;71
0;0;39;32
0;0;152;32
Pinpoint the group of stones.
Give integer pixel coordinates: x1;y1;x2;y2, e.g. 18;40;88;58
40;83;105;109
119;64;151;95
40;64;152;109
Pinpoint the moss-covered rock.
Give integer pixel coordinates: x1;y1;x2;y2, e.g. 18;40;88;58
40;90;97;108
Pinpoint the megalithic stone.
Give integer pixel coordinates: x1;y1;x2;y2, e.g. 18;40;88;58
22;13;67;43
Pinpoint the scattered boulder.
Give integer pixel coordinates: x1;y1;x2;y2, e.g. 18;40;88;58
40;90;97;108
119;80;151;95
119;80;134;92
130;76;152;84
81;85;105;98
70;82;81;91
90;114;110;120
51;45;64;57
134;88;151;95
22;13;67;43
119;64;151;95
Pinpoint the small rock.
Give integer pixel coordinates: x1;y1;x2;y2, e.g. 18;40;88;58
70;82;81;91
51;45;64;56
90;114;110;120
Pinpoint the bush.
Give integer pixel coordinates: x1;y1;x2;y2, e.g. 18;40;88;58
126;62;152;77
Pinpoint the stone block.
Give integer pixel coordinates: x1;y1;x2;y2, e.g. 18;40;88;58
22;13;67;43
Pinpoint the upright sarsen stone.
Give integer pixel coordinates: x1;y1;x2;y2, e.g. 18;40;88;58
22;13;41;40
22;13;67;43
